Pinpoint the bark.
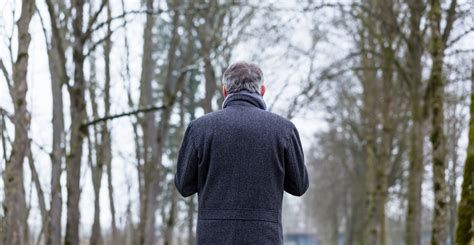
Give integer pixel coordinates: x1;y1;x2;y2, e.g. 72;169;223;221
405;0;426;243
65;0;87;244
163;187;179;245
455;61;474;245
104;3;118;242
43;2;68;242
446;107;461;244
372;2;396;243
202;57;216;114
3;0;35;244
428;0;449;243
375;46;394;245
187;197;196;245
427;0;457;242
137;0;158;243
88;134;103;245
27;143;48;244
448;150;458;245
358;24;378;245
88;51;103;245
47;32;66;245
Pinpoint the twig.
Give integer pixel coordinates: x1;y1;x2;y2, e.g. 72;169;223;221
84;22;125;57
447;27;474;48
84;9;166;40
0;107;13;120
1;114;8;166
0;59;12;90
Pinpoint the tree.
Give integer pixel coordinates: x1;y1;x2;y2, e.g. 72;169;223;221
404;0;427;243
1;0;35;244
456;63;474;244
426;0;457;242
64;0;88;243
42;1;70;242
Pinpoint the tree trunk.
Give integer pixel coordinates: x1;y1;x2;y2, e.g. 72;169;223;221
375;46;394;245
187;197;196;245
163;187;179;245
373;2;396;242
428;0;449;243
88;132;103;245
358;25;378;245
88;48;103;245
137;1;158;244
47;40;65;245
65;0;86;244
3;0;35;244
27;143;48;244
447;110;461;244
44;2;68;242
406;96;424;245
405;0;425;243
202;57;217;114
456;61;474;245
104;3;118;242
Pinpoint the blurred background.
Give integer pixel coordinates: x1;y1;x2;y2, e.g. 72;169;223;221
0;0;473;244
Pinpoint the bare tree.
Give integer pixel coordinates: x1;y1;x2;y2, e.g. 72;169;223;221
1;0;35;244
65;0;88;243
136;0;159;243
404;1;426;244
426;0;458;242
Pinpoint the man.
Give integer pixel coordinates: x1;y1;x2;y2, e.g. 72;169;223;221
174;61;309;244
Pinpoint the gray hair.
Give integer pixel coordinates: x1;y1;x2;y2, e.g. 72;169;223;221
222;62;264;94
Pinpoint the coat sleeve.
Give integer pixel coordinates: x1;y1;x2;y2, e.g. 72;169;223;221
174;122;199;197
283;124;309;196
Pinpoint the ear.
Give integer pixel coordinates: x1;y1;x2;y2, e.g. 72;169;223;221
222;85;228;98
260;84;266;96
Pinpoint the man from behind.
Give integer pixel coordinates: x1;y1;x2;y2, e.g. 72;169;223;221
175;61;309;244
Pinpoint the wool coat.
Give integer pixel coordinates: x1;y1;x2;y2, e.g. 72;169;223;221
174;89;309;244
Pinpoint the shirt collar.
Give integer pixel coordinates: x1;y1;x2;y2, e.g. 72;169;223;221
222;89;267;110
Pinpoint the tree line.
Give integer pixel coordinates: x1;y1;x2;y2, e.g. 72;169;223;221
0;0;472;245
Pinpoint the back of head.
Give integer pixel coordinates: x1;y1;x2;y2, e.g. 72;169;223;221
223;62;264;94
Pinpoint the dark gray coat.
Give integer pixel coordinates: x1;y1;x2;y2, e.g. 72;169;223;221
174;90;309;244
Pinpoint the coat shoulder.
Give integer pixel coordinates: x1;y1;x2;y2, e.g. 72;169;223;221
190;109;296;133
261;110;296;129
188;110;226;128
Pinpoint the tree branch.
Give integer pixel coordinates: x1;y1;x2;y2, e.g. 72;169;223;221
442;0;458;46
84;22;125;57
83;0;109;42
446;27;473;48
1;114;8;165
84;9;166;41
82;105;167;127
0;59;12;91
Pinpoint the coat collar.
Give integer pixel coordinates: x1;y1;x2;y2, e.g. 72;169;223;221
222;89;267;110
